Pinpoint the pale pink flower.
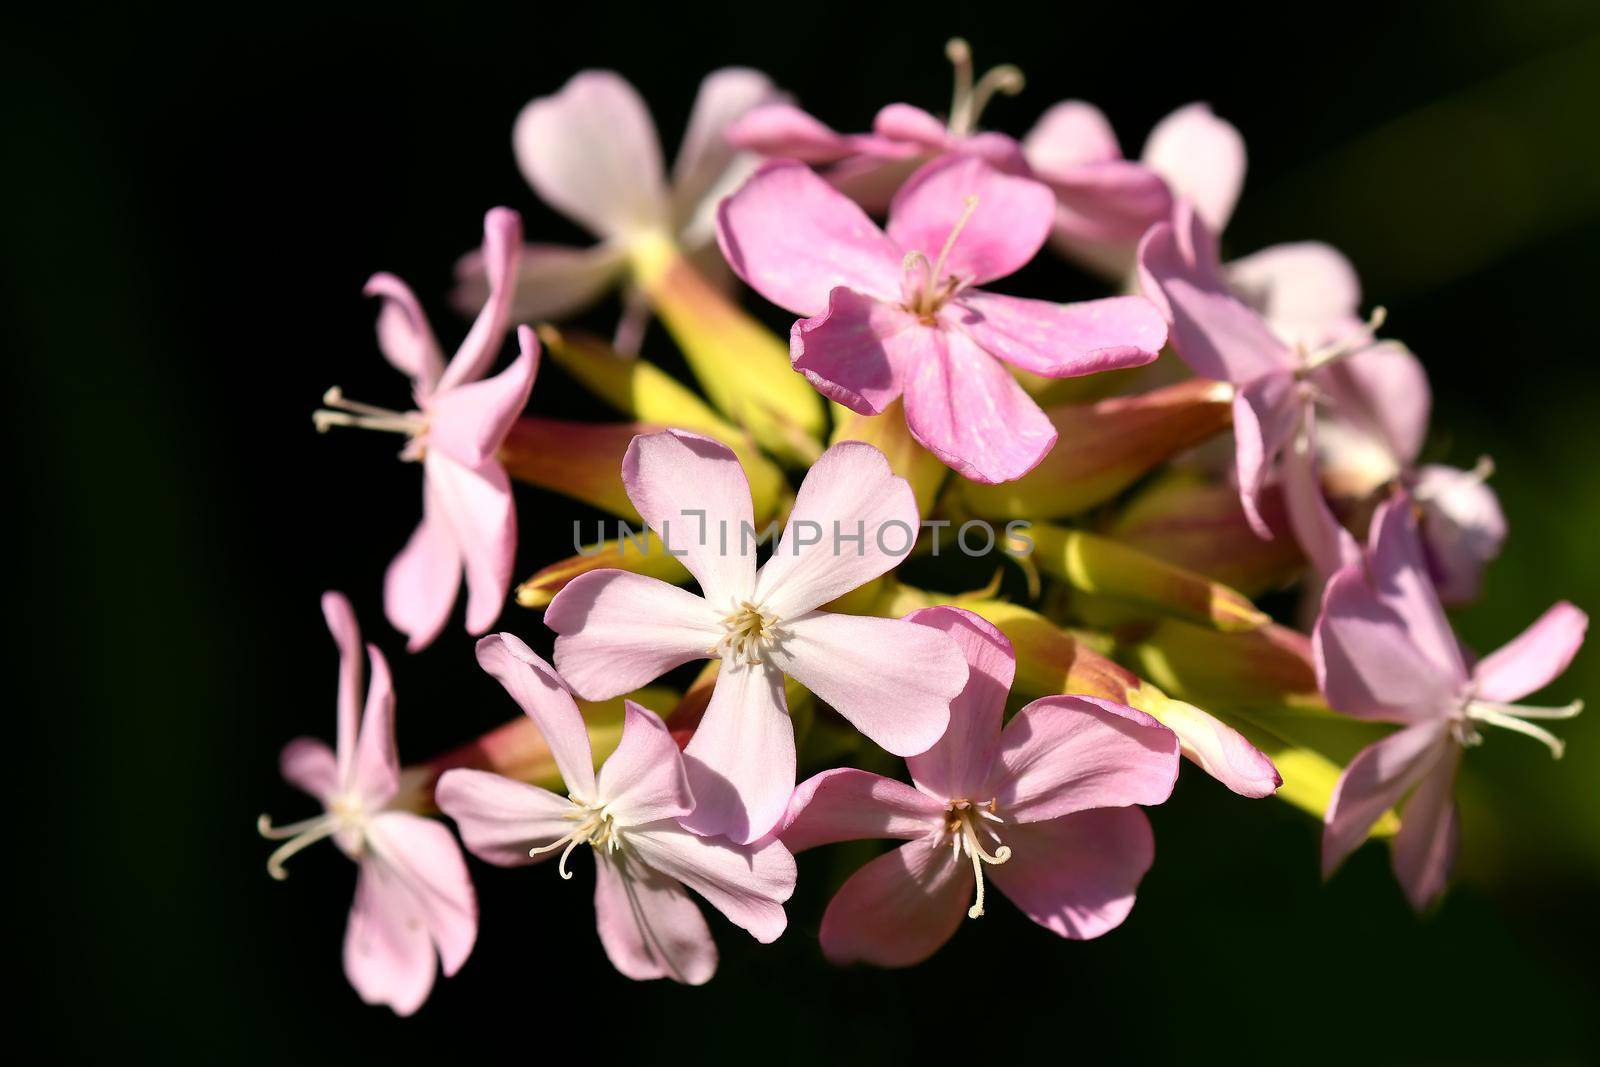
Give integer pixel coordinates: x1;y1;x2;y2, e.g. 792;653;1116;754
456;69;783;353
781;607;1180;967
436;634;796;985
1314;495;1586;910
717;155;1166;483
258;592;476;1015
545;430;971;844
315;209;537;650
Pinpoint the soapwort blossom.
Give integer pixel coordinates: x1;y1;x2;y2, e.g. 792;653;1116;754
781;606;1180;966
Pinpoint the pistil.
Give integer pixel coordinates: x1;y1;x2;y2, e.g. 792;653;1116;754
944;38;1025;137
903;195;980;321
529;802;622;879
257;796;368;880
946;799;1012;919
1458;697;1584;759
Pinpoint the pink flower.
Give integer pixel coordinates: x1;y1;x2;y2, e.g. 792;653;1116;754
315;208;537;650
727;38;1028;212
1314;494;1586;910
1022;101;1243;278
545;430;971;844
716;155;1166;483
780;607;1180;967
258;593;476;1015
456;69;783;353
436;635;796;985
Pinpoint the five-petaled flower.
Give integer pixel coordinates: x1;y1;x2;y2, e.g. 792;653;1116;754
315;208;537;650
780;606;1180;966
436;634;796;985
1314;494;1586;910
545;430;971;844
717;154;1167;483
258;592;476;1015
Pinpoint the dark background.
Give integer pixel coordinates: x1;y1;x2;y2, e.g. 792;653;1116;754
10;1;1599;1061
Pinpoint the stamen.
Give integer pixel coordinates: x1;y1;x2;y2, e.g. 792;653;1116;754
527;804;620;879
1464;699;1583;760
257;812;340;881
945;38;973;131
712;601;780;666
967;64;1025;128
313;386;426;438
944;38;1024;135
946;800;1012;919
1299;306;1389;375
931;195;980;285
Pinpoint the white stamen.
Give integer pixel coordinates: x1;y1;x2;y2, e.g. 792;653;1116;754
1463;698;1584;760
313;386;427;440
944;38;1024;136
1298;306;1388;375
946;800;1012;919
712;601;781;666
258;811;342;881
904;196;980;320
528;803;621;879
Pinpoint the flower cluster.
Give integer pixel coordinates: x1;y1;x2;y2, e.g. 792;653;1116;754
262;42;1586;1013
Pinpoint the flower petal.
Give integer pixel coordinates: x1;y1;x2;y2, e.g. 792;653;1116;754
454;242;627;334
513;71;668;240
475;632;596;798
1413;464;1506;605
343;858;436;1016
818;836;971;968
767;610;966;757
1391;745;1461;912
780;768;946;853
321;590;363;782
1321;721;1450;879
1232;371;1302;540
989;806;1154;939
990;696;1179;823
950;291;1164;378
365;812;477;978
903;607;1014;802
280;737;338;801
593;852;717;985
547;570;720;700
1471;601;1588;703
885;155;1053;286
1280;409;1362;579
435;769;576;866
628;824;796;943
597;702;695;825
438;207;523;394
672;68;783;226
364;273;445;394
900;325;1058;484
1313;566;1460;723
1225;241;1361;350
1367;494;1468;682
725;102;859;164
679;660;794;844
790;287;915;416
1022;100;1123;172
426;329;538;470
755;441;920;616
716;160;902;316
1140;103;1246;233
1040;161;1173;245
351;643;400;807
1316;342;1431;468
622;429;758;606
425;452;515;637
383;484;460;653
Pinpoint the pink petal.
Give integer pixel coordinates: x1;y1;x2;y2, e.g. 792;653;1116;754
725;102;859;164
365;812;477;977
622;430;758;606
454;241;627;324
438;207;523;393
592;852;717;985
818;836;971;968
1140;103;1247;234
779;768;946;853
1154;700;1283;799
1022;100;1123;173
1413;464;1506;605
1367;495;1468;682
343;858;437;1015
383;482;460;653
679;660;794;844
754;441;920;616
1136;204;1292;384
596;702;695;825
426;329;538;470
950;290;1164;377
629;824;796;943
280;737;337;801
902;607;1014;802
513;71;668;240
672;68;783;223
1231;372;1303;540
1039;160;1173;244
321;590;363;781
474;633;596;799
990;696;1179;823
1391;745;1461;912
989;807;1154;939
1225;241;1362;350
1471;601;1588;703
885;155;1053;287
790;287;915;415
872;103;952;150
547;570;719;700
1279;410;1362;579
768;610;966;757
435;768;576;867
1313;566;1461;723
1321;721;1450;879
351;643;400;808
900;325;1058;483
364;273;445;395
716;160;902;316
424;452;515;637
1315;342;1431;468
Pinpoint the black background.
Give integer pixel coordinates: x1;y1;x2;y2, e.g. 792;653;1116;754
10;1;1600;1061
